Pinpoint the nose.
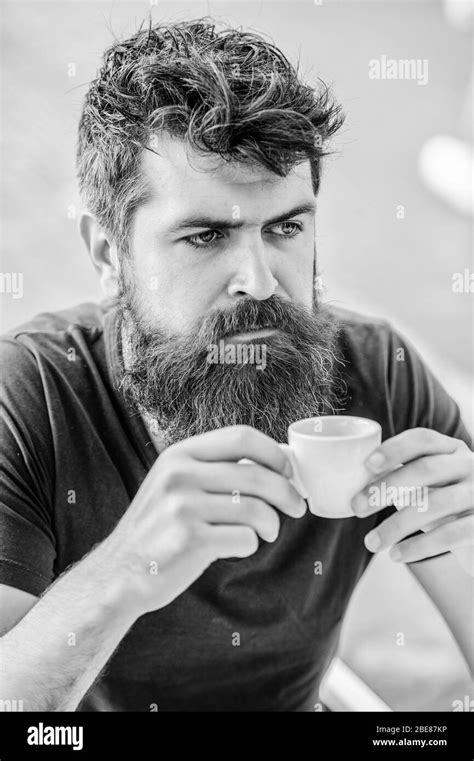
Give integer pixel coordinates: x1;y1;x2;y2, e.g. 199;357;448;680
227;238;278;301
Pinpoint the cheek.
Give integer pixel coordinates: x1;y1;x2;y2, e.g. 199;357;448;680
131;253;221;333
275;240;314;308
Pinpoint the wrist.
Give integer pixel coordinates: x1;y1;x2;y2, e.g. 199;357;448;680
86;537;145;625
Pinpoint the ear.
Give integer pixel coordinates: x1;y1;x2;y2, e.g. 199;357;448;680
79;212;120;298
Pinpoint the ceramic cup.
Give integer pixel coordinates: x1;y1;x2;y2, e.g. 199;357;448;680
279;415;382;519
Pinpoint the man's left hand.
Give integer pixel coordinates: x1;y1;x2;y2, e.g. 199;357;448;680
351;428;474;563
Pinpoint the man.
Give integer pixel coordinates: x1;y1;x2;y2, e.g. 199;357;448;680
0;18;472;712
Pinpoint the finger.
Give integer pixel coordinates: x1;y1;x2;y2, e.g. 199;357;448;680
363;428;460;478
205;524;259;560
196;461;307;519
387;514;474;563
353;459;473;517
194;494;281;543
362;483;473;550
175;425;292;478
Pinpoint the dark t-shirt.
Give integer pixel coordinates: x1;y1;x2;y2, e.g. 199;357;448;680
0;300;470;712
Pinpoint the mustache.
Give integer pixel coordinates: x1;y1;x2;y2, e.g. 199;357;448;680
202;296;304;337
129;294;332;354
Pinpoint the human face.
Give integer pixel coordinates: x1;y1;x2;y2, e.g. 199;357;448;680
126;134;317;335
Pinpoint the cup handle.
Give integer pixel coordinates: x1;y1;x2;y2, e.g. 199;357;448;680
278;443;309;500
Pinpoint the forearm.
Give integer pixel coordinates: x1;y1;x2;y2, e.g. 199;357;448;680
410;552;474;678
0;540;139;711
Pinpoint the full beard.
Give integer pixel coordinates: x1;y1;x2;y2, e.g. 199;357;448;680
116;280;346;446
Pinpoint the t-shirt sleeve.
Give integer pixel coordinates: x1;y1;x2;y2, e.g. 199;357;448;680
0;337;56;596
385;325;472;448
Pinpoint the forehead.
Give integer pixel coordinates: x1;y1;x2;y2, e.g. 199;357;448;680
139;134;314;215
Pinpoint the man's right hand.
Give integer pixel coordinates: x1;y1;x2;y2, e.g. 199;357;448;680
103;425;307;616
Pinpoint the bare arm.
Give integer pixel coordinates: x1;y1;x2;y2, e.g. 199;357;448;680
352;428;474;677
408;553;474;677
0;540;140;712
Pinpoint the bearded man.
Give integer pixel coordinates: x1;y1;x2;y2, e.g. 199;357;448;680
0;18;472;712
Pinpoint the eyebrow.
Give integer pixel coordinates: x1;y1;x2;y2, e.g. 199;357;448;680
167;202;317;234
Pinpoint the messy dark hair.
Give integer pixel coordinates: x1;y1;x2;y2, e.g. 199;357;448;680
77;16;344;257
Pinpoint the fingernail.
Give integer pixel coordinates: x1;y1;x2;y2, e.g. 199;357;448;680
366;452;386;473
295;498;307;517
390;547;402;561
352;493;367;516
365;530;381;552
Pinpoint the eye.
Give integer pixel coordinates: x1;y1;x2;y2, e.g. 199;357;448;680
184;230;224;249
269;221;303;238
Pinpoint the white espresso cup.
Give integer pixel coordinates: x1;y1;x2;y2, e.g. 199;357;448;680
278;415;382;519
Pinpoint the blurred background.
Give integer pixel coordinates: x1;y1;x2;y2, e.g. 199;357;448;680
1;0;473;710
